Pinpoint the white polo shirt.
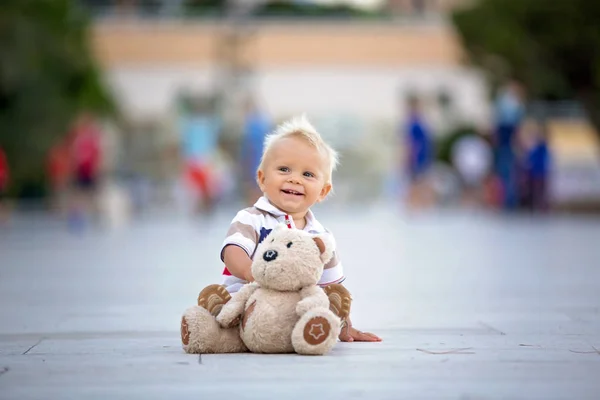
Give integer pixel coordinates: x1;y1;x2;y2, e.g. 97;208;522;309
220;196;345;293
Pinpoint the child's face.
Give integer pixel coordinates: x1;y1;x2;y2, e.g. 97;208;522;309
257;136;331;216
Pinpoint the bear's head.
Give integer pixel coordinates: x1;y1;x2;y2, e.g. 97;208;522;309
251;224;334;291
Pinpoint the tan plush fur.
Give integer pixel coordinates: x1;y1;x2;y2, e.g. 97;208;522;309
182;306;247;354
182;224;341;355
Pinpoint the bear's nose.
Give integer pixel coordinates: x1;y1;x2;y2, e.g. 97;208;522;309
263;250;278;262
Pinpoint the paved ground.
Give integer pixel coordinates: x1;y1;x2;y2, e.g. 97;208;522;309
1;204;600;399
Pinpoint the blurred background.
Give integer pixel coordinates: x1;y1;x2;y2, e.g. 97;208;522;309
1;0;600;229
2;4;600;395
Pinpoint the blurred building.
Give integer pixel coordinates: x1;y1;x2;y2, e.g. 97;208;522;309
83;0;600;209
84;0;492;203
90;7;489;127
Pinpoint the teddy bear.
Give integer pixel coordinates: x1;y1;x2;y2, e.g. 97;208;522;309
180;224;351;355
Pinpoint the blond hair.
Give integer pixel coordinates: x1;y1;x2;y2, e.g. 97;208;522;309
257;114;339;185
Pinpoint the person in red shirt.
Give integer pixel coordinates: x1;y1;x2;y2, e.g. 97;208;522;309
71;114;102;192
68;113;103;226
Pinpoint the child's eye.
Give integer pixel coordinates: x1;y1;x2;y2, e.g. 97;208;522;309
303;171;314;178
287;242;293;248
278;167;290;172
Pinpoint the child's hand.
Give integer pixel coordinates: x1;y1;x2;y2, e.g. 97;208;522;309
339;319;382;342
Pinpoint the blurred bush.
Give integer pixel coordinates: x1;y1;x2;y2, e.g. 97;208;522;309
0;0;115;198
452;0;600;140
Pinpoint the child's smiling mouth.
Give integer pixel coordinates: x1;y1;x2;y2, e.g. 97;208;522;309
281;189;304;196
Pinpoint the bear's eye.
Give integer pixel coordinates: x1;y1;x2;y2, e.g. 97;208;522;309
271;238;274;243
286;242;293;248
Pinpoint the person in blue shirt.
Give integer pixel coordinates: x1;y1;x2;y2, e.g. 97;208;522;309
406;97;433;180
179;96;221;214
402;95;434;209
525;121;551;212
493;81;526;211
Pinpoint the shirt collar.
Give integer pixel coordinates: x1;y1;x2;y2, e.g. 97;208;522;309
254;195;316;231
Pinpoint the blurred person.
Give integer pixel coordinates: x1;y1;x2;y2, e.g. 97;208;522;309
492;81;526;211
120;120;160;215
240;98;271;204
179;96;222;214
197;115;382;343
451;132;493;207
523;120;552;213
46;140;72;215
0;146;9;223
68;113;103;230
401;95;435;210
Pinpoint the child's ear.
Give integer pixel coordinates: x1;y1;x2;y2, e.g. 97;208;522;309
317;183;332;202
257;169;266;192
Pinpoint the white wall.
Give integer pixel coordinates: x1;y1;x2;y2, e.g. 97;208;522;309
105;65;491;128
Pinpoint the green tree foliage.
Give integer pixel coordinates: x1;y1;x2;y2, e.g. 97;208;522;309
182;0;227;17
452;0;600;134
0;0;114;198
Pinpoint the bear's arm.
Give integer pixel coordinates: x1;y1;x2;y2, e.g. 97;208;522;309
216;282;259;328
296;286;330;317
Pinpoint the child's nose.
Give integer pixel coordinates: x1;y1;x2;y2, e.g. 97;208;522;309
287;176;301;184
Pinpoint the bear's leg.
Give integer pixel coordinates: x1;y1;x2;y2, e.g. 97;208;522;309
181;306;247;354
291;307;340;356
197;284;232;317
323;283;352;321
323;283;352;335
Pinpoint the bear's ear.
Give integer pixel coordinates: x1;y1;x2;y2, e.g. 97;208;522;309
312;234;334;264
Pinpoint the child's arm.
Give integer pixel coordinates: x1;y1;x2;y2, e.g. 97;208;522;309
216;282;259;328
223;245;254;282
220;208;259;281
